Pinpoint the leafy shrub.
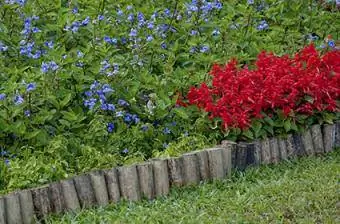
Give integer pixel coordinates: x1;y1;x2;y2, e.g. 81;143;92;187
0;0;339;194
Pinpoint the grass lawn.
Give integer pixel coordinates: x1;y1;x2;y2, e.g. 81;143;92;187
47;149;339;224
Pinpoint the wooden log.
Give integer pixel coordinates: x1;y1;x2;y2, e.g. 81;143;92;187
137;162;155;200
5;192;22;224
245;142;257;166
277;137;288;160
221;141;235;175
103;168;121;203
235;142;248;170
260;138;271;164
335;121;340;148
117;165;141;201
167;157;184;187
311;124;325;154
18;189;35;224
152;159;170;197
206;148;224;180
89;170;109;207
73;174;96;208
292;134;305;156
253;140;262;165
49;182;65;214
323;124;336;153
285;134;295;158
182;152;200;186
60;178;80;212
269;138;280;163
31;186;52;220
0;197;5;224
196;150;210;181
301;129;314;156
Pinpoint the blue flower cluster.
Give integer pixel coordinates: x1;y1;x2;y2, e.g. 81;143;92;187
83;81;140;133
41;61;59;73
4;0;26;6
0;42;8;52
64;16;91;33
100;60;119;76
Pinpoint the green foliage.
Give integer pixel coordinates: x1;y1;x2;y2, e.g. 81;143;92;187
0;0;339;193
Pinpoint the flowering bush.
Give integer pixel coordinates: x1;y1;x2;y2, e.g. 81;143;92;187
0;0;339;194
186;44;340;132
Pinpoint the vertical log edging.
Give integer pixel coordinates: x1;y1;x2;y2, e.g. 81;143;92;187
0;123;338;223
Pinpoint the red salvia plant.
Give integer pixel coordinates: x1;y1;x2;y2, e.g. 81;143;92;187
185;44;340;130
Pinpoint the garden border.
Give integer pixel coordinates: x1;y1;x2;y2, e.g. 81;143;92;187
0;122;339;224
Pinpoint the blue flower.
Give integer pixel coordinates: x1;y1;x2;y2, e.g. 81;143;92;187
84;98;97;110
0;42;8;52
127;13;134;22
328;40;335;48
116;111;124;117
24;110;31;117
161;42;167;49
257;20;269;31
163;127;171;134
49;61;59;71
247;0;254;5
4;159;10;166
81;16;90;26
107;122;115;133
146;35;154;42
129;29;138;37
72;7;79;14
14;94;24;105
118;99;129;106
122;148;129;154
102;84;113;93
0;93;6;100
124;113;132;123
200;45;210;53
41;62;49;73
107;104;116;111
32;27;41;33
26;83;36;92
147;22;154;30
132;114;140;124
117;10;124;16
190;30;198;36
84;91;93;97
44;41;54;49
77;50;84;58
98;15;104;21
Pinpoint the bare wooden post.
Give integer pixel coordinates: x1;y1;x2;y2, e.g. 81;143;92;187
235;142;247;170
221;141;235;175
103;168;121;203
301;129;314;156
206;148;224;180
285;134;295;158
60;178;80;212
323;124;336;153
49;182;65;214
5;192;22;224
182;152;200;186
31;186;52;220
253;140;262;165
244;142;258;166
196;150;210;181
269;138;280;163
89;170;109;207
137;162;155;200
311;124;324;154
117;165;141;201
167;157;184;187
152;159;170;197
260;138;271;164
73;174;96;208
277;137;288;160
19;189;35;224
0;197;5;224
335;121;340;148
292;134;305;156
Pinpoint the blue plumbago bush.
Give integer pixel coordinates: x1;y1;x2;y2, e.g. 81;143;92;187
0;0;339;193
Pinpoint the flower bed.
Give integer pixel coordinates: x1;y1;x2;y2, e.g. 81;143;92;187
0;0;339;196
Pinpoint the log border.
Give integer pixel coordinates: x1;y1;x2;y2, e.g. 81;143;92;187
0;123;338;223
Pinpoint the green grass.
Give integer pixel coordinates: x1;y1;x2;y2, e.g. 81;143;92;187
47;150;340;224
